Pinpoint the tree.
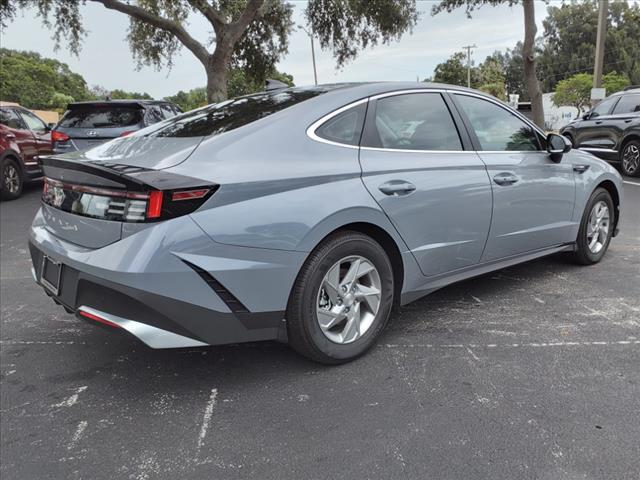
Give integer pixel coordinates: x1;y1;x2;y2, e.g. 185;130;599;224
432;0;545;128
3;1;420;104
552;73;592;115
432;52;479;87
109;89;154;100
552;71;630;115
539;0;640;93
164;87;208;111
602;71;630;95
0;48;93;108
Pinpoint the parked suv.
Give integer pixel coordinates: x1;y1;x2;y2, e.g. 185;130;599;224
560;87;640;176
51;100;182;154
1;104;51;200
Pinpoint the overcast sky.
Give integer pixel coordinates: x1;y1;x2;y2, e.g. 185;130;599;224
2;1;562;98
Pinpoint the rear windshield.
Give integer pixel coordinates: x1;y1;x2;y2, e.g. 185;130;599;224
147;87;329;138
59;106;143;128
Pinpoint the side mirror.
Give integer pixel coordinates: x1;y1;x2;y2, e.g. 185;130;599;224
547;133;572;162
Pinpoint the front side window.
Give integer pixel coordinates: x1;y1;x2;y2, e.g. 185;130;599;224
455;94;540;151
0;108;25;130
364;93;462;151
59;106;143;128
590;96;618;117
19;109;47;131
145;106;164;124
315;103;366;146
612;94;640;115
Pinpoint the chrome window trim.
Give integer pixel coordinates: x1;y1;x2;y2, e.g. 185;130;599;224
306;87;552;153
306;98;369;150
360;146;469;154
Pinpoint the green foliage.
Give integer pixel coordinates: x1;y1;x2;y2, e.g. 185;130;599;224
0;48;92;109
48;92;74;111
539;0;640;92
552;73;592;114
305;0;419;67
163;87;207;111
109;89;154;100
551;71;628;115
432;52;475;87
602;71;630;94
166;68;294;111
478;82;506;100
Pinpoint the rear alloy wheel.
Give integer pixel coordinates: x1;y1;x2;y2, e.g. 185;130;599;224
621;140;640;177
571;188;614;265
1;158;23;200
286;231;394;364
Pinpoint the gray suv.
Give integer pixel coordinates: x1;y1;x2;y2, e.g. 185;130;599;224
51;100;181;153
29;83;623;363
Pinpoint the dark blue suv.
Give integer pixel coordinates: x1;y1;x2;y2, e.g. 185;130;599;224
51;100;182;154
560;87;640;177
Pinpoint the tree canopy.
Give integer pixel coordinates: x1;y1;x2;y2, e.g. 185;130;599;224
0;48;93;109
2;0;421;103
552;71;630;115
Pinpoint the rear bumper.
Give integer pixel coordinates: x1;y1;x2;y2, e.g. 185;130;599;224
29;210;305;348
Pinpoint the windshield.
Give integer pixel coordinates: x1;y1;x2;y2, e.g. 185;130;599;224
59;106;143;128
145;87;330;138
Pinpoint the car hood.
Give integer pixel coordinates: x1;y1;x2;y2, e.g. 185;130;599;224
52;135;205;170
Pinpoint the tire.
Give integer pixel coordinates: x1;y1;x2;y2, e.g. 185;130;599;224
571;188;615;265
1;157;23;201
286;231;394;364
620;139;640;177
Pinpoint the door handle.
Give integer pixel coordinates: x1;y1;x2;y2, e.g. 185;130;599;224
378;180;416;196
493;173;519;186
624;119;632;123
595;120;603;124
4;133;15;139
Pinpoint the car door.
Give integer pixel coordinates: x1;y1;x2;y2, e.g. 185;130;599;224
451;93;576;262
359;91;493;277
18;109;52;160
0;107;37;159
573;95;621;150
610;93;640;145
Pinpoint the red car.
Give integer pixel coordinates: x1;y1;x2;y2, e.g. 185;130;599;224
0;105;52;200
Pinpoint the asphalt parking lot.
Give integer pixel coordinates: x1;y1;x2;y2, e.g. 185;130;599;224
1;177;639;480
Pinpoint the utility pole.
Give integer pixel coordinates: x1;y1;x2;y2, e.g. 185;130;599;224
462;44;477;88
298;25;318;85
592;0;608;105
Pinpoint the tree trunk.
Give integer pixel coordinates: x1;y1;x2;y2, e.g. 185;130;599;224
205;43;232;104
522;0;544;129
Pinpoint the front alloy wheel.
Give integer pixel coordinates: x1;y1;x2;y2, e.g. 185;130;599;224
621;141;640;177
571;187;614;265
586;201;610;254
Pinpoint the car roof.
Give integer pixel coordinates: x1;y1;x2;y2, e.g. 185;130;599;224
67;100;176;108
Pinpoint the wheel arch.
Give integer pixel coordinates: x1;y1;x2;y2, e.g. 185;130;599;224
296;217;408;309
0;150;24;175
595;179;621;234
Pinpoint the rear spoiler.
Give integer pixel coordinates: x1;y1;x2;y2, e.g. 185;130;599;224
40;156;213;192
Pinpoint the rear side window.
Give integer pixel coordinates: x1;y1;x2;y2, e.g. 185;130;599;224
363;93;462;151
455;94;540;151
59;106;143;128
145;106;164;124
19;109;47;131
315;103;366;146
613;94;640;114
148;88;327;138
0;108;25;129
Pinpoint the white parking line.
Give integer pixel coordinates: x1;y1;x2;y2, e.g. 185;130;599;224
384;340;640;349
623;180;640;186
196;388;218;454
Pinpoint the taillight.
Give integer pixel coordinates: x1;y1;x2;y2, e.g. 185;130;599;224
119;130;136;137
51;130;69;143
42;177;214;223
